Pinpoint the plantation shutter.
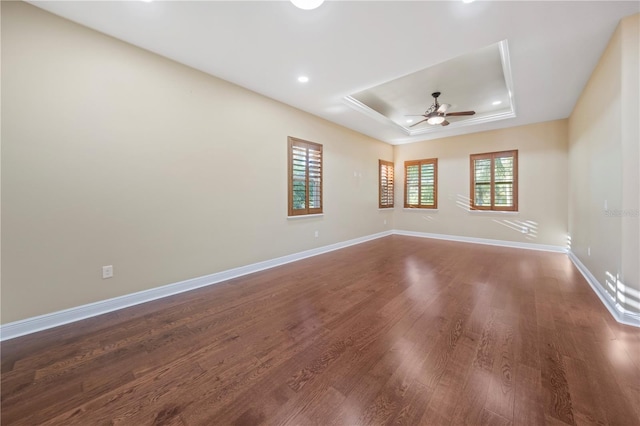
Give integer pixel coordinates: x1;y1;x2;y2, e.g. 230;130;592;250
404;158;437;209
420;162;436;207
470;150;518;211
494;154;514;208
288;137;323;216
472;156;492;209
379;160;395;208
405;163;420;207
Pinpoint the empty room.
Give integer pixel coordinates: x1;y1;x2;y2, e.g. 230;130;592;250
1;0;639;425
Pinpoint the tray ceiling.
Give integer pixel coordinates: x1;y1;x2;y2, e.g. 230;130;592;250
346;40;515;136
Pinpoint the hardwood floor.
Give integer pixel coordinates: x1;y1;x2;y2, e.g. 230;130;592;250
2;235;640;425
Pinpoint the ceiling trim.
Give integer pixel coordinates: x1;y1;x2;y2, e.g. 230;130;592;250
341;95;410;134
500;39;517;117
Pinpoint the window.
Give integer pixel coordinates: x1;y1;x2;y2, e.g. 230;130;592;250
404;158;437;209
470;150;518;211
379;160;394;208
288;137;323;216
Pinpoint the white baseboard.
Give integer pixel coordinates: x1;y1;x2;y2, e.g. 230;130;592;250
3;230;637;340
0;231;392;341
567;251;640;328
393;229;567;253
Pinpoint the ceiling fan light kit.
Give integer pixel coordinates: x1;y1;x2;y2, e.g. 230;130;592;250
408;91;476;128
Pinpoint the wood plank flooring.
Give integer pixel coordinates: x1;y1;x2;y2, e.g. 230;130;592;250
2;235;640;425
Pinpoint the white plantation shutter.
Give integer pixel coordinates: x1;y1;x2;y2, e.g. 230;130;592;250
473;158;492;208
494;155;514;208
406;163;419;207
288;137;323;216
420;162;436;206
308;147;322;210
379;160;395;208
470;150;518;211
404;159;438;209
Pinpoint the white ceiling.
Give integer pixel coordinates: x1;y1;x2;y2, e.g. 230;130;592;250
29;0;639;145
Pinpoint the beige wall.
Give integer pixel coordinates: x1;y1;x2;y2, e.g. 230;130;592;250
0;2;393;323
568;13;640;314
620;15;640;311
393;120;569;248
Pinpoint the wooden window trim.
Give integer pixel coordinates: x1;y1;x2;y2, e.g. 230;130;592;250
379;160;395;209
469;150;518;212
288;137;323;216
404;158;438;209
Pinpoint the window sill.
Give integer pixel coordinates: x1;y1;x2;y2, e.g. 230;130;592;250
403;208;438;212
378;208;395;211
287;214;324;220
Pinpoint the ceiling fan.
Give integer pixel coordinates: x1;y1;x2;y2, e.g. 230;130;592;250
406;92;475;127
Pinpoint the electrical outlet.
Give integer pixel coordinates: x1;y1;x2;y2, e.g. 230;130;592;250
102;265;113;279
521;226;528;234
314;230;319;238
384;219;387;225
588;247;591;256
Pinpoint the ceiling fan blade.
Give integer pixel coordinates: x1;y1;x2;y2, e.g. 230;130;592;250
445;111;475;116
409;118;428;128
437;103;450;113
441;120;450;126
404;114;427;117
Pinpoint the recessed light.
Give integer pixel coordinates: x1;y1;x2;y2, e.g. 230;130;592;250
462;0;475;3
297;76;309;83
492;100;502;106
406;119;414;123
290;0;325;10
